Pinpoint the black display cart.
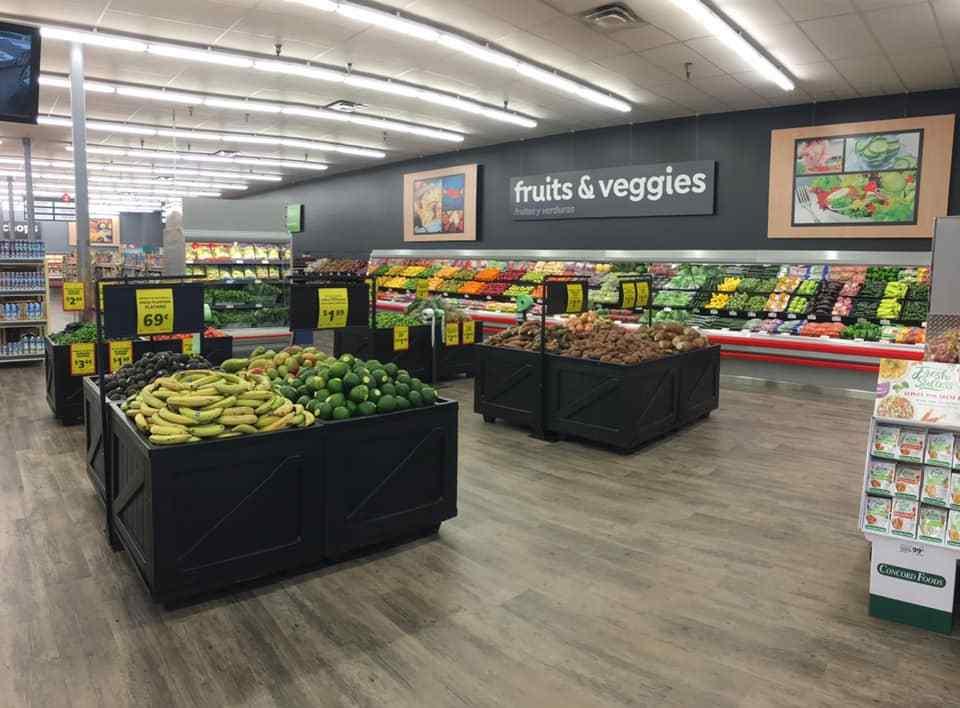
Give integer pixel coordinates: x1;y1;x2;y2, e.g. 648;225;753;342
474;275;719;452
93;274;458;604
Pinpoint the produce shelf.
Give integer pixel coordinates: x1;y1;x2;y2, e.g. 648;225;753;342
0;258;44;264
188;260;287;266
0;354;43;363
0;319;46;327
0;289;45;295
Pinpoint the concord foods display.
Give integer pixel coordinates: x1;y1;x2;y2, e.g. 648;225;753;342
510;161;716;220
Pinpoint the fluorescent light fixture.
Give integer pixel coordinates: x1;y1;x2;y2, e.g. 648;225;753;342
84;81;117;94
281;106;349;122
155;128;224;141
37;116;73;128
87;120;157;136
38;75;69;89
253;59;345;83
437;34;518;70
345;75;420;98
66;145;328;170
668;0;794;91
147;43;254;68
203;97;283;114
41;26;147;52
285;0;337;9
232;157;326;170
336;2;439;41
220;135;282;146
116;85;199;104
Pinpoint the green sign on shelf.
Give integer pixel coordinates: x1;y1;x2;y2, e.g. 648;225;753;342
286;204;304;234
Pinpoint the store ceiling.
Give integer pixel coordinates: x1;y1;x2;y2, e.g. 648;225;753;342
0;0;958;198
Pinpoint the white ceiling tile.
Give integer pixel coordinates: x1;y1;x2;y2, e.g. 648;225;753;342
103;0;250;29
3;1;108;24
230;7;361;50
215;32;327;63
527;15;629;60
608;24;677;52
595;52;677;87
729;69;808;99
799;13;882;60
833;55;905;94
540;0;604;13
747;22;827;69
864;4;942;54
689;75;769;108
647;79;724;113
932;0;960;33
776;0;856;21
461;0;563;30
889;47;957;91
619;1;711;40
640;43;726;80
98;10;237;45
790;61;855;94
403;0;516;41
852;0;927;10
495;28;588;74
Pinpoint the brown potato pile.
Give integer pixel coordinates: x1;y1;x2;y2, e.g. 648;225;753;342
487;318;710;364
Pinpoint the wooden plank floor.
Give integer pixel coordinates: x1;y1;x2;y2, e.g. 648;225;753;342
1;363;959;707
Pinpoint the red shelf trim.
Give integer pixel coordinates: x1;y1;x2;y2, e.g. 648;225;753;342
721;350;880;373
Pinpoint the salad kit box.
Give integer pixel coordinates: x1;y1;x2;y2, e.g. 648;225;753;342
925;431;955;467
894;464;922;500
890;499;918;538
864;496;892;533
921;467;951;507
918;506;948;544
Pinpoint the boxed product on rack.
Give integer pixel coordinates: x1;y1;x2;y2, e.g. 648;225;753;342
918;505;948;544
950;472;960;510
948;510;960;546
866;460;896;496
872;424;900;458
924;431;954;467
864;496;892;533
897;428;926;463
890;499;919;538
921;467;951;507
893;464;922;500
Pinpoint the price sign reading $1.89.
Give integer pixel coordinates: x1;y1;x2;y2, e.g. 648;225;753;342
136;288;174;335
108;340;133;373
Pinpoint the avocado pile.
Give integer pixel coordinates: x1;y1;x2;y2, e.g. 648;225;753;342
272;352;439;420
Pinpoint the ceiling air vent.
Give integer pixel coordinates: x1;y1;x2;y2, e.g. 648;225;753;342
326;99;366;113
580;3;644;32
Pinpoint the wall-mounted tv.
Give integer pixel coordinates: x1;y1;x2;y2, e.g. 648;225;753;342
0;22;40;124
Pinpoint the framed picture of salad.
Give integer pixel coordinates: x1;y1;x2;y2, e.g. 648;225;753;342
403;163;478;243
768;115;954;239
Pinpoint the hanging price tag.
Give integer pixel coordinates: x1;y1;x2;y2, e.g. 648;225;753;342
69;342;95;376
316;287;349;329
135;288;174;335
416;279;429;300
565;283;584;313
108;340;133;373
63;281;85;311
636;281;650;308
462;320;476;344
180;335;200;355
444;321;460;346
620;282;637;310
393;325;409;352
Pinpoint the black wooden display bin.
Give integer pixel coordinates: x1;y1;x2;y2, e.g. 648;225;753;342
333;325;433;381
435;322;484;380
83;376;108;502
107;398;458;604
201;335;233;365
474;344;721;452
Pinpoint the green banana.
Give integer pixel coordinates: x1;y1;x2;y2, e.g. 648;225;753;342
241;390;274;401
150;424;189;436
223;406;256;417
256;415;280;429
190;424;226;438
141;390;165;410
302;410;315;427
138;403;159;417
205;395;235;411
214;381;253;396
219;414;258;426
157;407;195;426
179;407;223;424
192;386;220;396
232;424;259;434
263;413;295;432
134;413;149;432
217;432;243;439
149;434;191;445
155;377;186;392
167;395;223;408
152;387;175;400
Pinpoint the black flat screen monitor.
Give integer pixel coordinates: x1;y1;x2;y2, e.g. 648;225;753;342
0;22;40;124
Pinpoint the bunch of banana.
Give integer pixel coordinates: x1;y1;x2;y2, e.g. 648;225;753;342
121;369;315;445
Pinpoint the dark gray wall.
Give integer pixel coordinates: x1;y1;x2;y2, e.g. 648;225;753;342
119;212;164;247
39;220;69;253
243;88;960;257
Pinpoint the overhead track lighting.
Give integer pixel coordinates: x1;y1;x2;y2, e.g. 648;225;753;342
667;0;795;91
39;72;465;143
66;145;329;170
37;22;542;125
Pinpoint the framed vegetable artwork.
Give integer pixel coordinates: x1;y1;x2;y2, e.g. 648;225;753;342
68;216;120;245
403;164;478;242
768;115;954;238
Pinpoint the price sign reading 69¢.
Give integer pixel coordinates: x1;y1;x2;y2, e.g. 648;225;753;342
317;287;349;329
135;288;174;335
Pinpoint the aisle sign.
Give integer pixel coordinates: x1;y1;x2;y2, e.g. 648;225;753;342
620;282;637;310
317;287;349;329
416;279;429;300
108;340;133;373
69;342;95;376
135;288;174;335
444;321;460;347
462;320;476;345
63;282;85;311
565;283;584;314
393;325;409;352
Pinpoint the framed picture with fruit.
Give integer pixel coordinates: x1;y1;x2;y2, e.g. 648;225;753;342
768;115;954;239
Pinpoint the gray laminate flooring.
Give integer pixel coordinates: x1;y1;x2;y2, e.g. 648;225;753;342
1;363;958;707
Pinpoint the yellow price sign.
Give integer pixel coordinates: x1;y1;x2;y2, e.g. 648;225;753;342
136;288;174;335
180;336;201;355
565;283;584;314
108;340;133;374
69;342;96;376
621;282;637;310
444;321;460;347
462;320;476;345
415;279;429;300
636;282;650;308
63;281;85;311
317;287;349;329
393;325;409;352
